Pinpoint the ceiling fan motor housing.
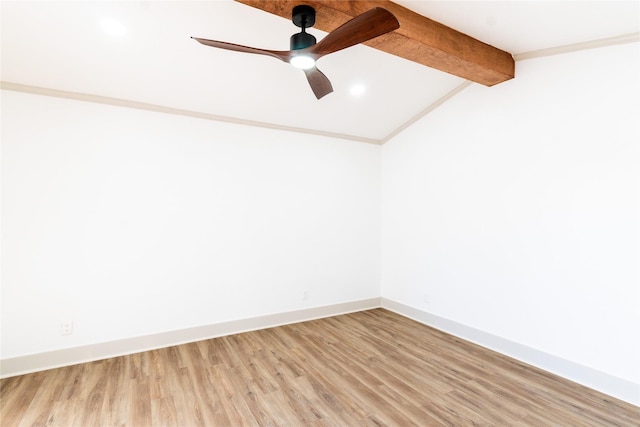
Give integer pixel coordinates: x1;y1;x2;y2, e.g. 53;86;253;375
290;31;316;50
290;5;317;50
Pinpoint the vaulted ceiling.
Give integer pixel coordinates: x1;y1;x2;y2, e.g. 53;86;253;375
1;1;638;144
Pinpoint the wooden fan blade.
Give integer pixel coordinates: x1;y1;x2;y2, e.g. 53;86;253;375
303;67;333;99
309;8;399;58
191;37;291;62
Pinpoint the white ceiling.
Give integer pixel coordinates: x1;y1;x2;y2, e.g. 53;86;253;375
2;1;638;143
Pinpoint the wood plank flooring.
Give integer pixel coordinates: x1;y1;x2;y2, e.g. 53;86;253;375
2;309;639;426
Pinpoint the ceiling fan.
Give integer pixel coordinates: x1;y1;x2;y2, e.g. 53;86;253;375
192;5;400;99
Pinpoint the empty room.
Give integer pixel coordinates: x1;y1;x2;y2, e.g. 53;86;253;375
1;0;639;425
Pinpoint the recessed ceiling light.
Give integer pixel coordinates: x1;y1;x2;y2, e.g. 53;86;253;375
100;18;127;38
350;84;366;96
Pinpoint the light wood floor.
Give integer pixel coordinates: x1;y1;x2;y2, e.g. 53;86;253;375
1;309;639;426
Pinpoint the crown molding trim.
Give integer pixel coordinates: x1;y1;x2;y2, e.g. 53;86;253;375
380;80;473;144
514;32;639;61
0;81;381;145
3;34;638;147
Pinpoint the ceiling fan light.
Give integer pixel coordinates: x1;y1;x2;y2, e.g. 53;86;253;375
290;55;316;70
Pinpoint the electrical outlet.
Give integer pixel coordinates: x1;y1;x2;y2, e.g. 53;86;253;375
422;294;429;305
61;320;73;336
303;290;309;300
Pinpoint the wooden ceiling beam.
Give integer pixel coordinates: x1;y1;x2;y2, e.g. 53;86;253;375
235;0;514;86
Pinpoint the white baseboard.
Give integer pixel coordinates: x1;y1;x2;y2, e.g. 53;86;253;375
3;296;637;408
381;298;640;407
0;298;381;379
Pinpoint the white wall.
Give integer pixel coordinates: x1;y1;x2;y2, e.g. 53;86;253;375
2;41;638;405
1;91;381;359
382;42;639;394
